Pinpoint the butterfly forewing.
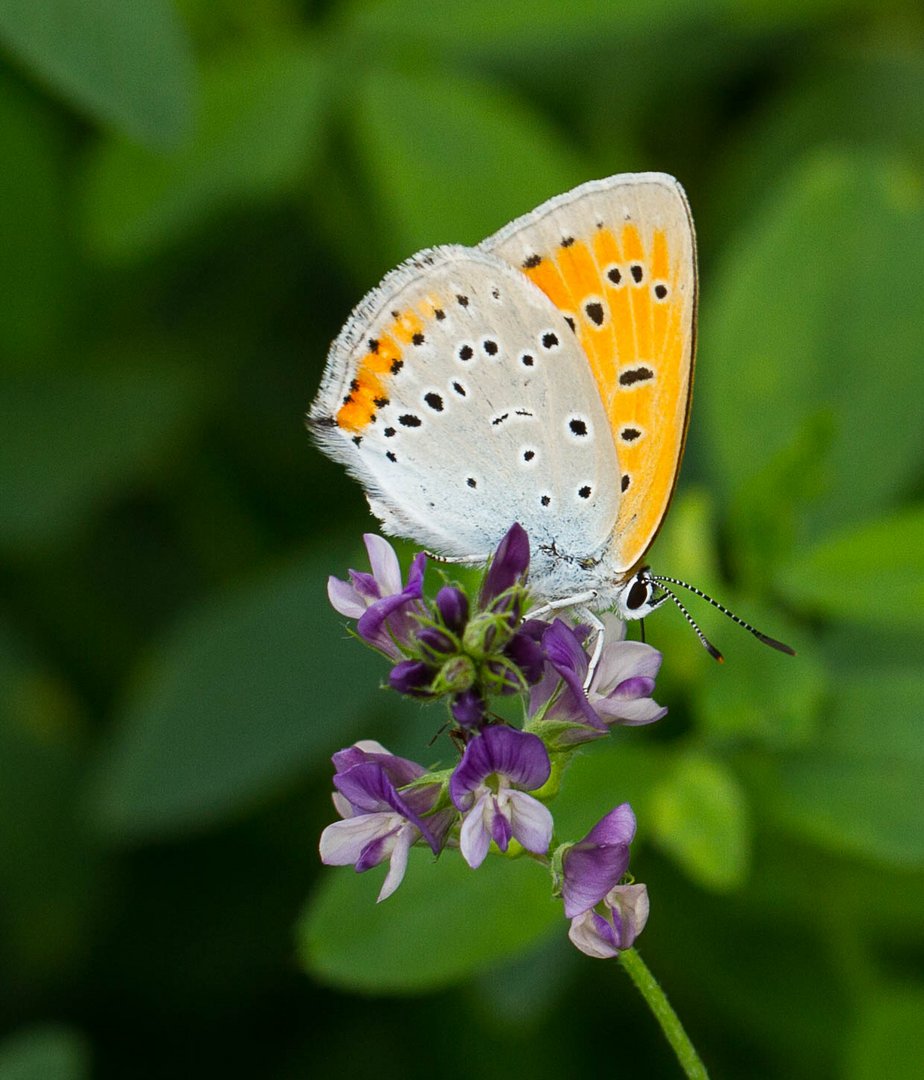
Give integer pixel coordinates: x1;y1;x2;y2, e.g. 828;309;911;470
482;172;697;574
309;245;620;565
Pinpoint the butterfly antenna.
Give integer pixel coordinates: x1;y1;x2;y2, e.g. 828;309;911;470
651;574;796;656
652;581;724;662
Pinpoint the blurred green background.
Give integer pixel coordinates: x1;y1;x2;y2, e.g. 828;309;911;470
1;1;923;1077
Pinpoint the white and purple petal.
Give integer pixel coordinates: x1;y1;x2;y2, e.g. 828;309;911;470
561;804;637;917
362;533;403;595
541;621;604;728
506;790;554;855
449;726;550;807
377;824;415;902
567;884;650;958
327;575;369;618
459;791;493;868
592;633;663;696
334;762;442;853
319;812;400;867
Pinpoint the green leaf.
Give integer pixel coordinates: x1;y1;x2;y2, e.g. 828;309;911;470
0;360;201;551
338;0;850;62
0;621;99;987
0;74;72;361
0;0;193;148
713;50;924;241
777;507;924;629
694;616;825;749
760;669;924;866
352;67;588;259
700;152;924;540
551;739;669;844
89;551;391;839
846;986;924;1080
650;751;752;891
725;411;835;582
79;40;327;259
299;847;560;993
0;1026;89;1080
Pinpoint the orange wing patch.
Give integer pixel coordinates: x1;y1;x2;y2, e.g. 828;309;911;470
523;222;692;572
335;296;446;434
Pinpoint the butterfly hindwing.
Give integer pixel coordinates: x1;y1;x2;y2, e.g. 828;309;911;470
482;172;697;574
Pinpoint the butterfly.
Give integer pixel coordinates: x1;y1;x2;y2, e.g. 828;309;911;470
309;172;793;661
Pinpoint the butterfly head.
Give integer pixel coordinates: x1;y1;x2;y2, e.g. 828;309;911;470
612;567;666;622
613;568;796;662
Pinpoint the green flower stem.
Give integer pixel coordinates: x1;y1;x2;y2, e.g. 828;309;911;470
618;947;710;1079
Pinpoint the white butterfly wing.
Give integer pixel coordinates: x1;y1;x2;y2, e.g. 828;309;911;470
482;172;697;574
309;245;620;570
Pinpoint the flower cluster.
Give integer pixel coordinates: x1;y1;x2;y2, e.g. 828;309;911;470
321;524;665;958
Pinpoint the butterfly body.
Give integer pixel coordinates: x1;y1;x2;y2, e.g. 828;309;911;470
309;173;697;622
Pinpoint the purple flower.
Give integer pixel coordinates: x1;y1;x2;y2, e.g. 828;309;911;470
327;535;426;659
567;884;650;958
559;804;648;957
357;525;546;726
435;586;468;633
449;726;553;868
529;615;667;745
560;804;637;918
320;741;452;901
480;522;530;609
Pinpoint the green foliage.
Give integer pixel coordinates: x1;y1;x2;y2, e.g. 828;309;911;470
80;39;327;258
2;1;923;1077
649;752;751;892
0;361;201;549
351;67;588;256
0;0;193;147
90;553;386;839
299;850;559;993
0;1026;89;1080
701;151;924;541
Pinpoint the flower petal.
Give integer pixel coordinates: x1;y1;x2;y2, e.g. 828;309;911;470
504;629;546;685
327;575;367;618
567;883;650;957
449;726;550;806
363;533;402;594
459;792;492;868
377;823;415;901
332;742;424;787
333;762;442;853
451;689;485;728
592;638;662;696
436;586;469;633
561;805;637;917
319;813;399;866
562;844;631;918
584;803;637;847
491;797;513;852
506;790;553;855
388;659;433;695
592;697;668;726
541;621;604;728
480;523;529;605
568;908;621;959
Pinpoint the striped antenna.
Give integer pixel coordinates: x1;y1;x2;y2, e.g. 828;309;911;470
650;574;796;656
651;580;724;662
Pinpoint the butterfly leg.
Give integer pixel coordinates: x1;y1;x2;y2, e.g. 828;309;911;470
528;590;604;690
575;606;606;692
528;590;599;623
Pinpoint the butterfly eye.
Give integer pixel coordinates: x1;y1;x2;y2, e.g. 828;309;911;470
626;577;650;611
